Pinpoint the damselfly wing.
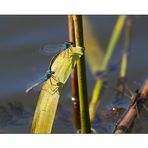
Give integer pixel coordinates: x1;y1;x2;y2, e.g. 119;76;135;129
40;42;73;55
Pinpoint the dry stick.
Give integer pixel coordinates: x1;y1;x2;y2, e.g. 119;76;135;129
114;97;145;133
114;79;148;134
68;15;81;130
73;15;91;133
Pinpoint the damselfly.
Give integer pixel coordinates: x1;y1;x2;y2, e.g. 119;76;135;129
25;42;73;93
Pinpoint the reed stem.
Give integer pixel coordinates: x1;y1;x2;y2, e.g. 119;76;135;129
68;15;81;130
101;15;127;71
115;17;133;99
73;15;91;133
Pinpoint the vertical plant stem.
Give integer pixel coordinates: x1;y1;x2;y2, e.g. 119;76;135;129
68;15;75;43
116;17;133;99
101;15;127;71
68;15;81;130
73;15;91;133
89;79;103;121
120;18;132;78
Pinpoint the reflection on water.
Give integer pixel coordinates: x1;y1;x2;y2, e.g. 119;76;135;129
0;101;33;133
0;16;148;133
101;104;126;120
0;102;31;126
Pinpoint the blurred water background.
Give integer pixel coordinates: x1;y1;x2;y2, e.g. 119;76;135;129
0;15;148;133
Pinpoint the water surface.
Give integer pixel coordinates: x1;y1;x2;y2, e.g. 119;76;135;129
0;15;148;133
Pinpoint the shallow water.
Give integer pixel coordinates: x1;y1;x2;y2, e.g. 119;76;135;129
0;15;148;133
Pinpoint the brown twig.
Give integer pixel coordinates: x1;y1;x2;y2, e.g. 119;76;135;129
68;15;81;130
114;79;148;133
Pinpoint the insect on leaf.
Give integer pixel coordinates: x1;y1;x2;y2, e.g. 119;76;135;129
32;46;84;133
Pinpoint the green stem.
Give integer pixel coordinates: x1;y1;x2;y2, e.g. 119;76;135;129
115;17;133;99
120;17;132;78
101;15;127;71
89;79;103;121
73;15;91;133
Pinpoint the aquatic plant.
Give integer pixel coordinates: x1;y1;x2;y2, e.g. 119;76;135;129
102;17;133;132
